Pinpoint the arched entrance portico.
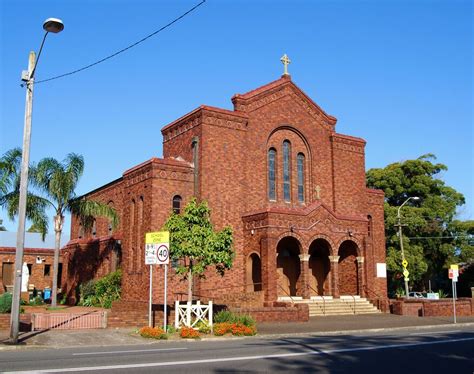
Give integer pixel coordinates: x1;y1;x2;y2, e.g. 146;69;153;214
276;237;301;297
338;240;359;295
309;239;331;296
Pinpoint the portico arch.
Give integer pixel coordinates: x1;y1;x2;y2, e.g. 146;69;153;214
309;239;331;296
338;240;359;295
276;237;301;297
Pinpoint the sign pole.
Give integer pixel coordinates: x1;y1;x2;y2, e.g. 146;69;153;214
452;279;456;324
149;264;153;327
145;231;170;331
164;264;168;332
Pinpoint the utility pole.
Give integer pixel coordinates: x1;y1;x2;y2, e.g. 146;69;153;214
10;51;36;343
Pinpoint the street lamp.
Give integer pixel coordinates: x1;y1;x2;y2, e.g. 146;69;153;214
10;18;64;344
396;196;420;299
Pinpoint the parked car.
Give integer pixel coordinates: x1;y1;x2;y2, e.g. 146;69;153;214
408;292;426;298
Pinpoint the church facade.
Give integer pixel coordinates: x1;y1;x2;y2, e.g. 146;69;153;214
63;73;388;316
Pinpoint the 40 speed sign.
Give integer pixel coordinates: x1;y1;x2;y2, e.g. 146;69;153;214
145;232;169;265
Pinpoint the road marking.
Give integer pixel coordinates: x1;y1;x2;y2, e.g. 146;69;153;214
409;330;461;336
72;347;188;356
4;337;474;373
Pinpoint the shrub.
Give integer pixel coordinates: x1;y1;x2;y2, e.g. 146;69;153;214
28;295;44;306
0;293;12;313
214;310;255;328
166;325;177;334
78;269;122;308
237;314;255;328
214;310;236;324
180;326;200;339
195;321;211;334
139;326;168;339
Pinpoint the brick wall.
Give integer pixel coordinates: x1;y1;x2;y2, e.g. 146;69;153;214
390;299;473;317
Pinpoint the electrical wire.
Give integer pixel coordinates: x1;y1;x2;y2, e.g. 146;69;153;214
406;236;472;240
34;0;206;85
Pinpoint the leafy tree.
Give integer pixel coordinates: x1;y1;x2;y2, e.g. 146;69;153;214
366;154;471;294
164;198;234;301
0;219;6;231
32;153;119;307
0;148;49;237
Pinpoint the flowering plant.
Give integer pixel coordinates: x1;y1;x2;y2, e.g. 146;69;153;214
138;326;168;340
180;326;200;339
214;322;256;336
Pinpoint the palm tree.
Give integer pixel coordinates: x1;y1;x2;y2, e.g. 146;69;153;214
33;153;119;307
0;148;49;237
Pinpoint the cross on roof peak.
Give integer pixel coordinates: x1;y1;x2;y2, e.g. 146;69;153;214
280;54;291;76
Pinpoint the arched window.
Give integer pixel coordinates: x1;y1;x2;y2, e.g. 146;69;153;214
268;149;276;200
173;195;182;214
108;201;114;234
297;153;305;203
92;219;97;238
283;140;291;202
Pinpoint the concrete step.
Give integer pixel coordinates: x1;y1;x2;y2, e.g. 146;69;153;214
293;297;381;316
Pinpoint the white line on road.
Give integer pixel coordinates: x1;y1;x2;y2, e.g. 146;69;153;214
4;336;474;373
72;347;188;356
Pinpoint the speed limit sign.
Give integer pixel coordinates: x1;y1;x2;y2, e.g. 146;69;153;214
156;244;169;264
145;232;170;265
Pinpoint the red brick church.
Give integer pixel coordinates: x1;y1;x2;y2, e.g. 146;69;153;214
63;63;388;321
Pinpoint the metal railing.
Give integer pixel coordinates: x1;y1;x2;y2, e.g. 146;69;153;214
342;294;356;314
306;284;326;315
277;284;295;304
363;285;384;310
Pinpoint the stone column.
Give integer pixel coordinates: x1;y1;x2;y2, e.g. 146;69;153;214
329;255;340;298
261;236;278;305
356;256;365;297
299;254;311;299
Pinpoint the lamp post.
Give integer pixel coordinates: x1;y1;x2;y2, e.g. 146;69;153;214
9;18;64;344
396;196;420;299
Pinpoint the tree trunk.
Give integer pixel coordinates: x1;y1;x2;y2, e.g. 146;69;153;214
187;269;193;303
51;215;63;308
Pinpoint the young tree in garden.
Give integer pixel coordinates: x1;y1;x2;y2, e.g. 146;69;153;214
164;198;234;301
0;148;49;237
366;154;471;294
32;153;119;307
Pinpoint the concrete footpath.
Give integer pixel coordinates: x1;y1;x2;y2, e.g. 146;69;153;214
1;313;473;350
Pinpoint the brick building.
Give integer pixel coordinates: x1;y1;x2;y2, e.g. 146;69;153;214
63;73;388;318
0;231;64;297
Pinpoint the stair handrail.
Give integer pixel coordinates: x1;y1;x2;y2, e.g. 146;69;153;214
342;294;356;314
363;285;383;309
306;284;326;315
277;284;295;304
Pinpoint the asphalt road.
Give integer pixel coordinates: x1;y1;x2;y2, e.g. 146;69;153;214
1;325;473;373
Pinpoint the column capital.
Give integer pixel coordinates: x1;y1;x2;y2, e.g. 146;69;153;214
356;256;365;264
299;254;310;262
328;255;340;263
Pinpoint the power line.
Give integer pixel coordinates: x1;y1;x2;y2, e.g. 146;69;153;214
34;0;206;85
406;236;472;240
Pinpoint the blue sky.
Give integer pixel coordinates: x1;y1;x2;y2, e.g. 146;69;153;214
1;0;472;235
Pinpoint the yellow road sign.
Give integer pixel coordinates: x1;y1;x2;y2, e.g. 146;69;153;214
146;231;169;244
403;269;409;278
402;259;408;268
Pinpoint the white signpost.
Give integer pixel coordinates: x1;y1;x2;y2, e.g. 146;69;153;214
145;232;170;329
449;264;459;324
